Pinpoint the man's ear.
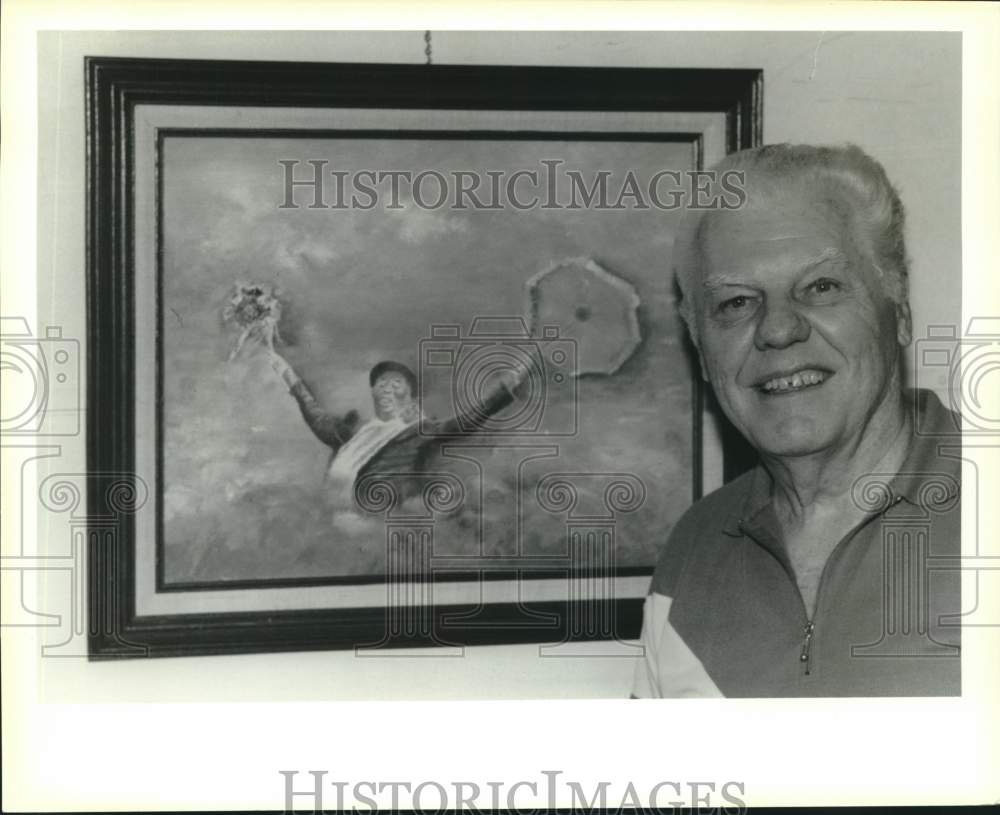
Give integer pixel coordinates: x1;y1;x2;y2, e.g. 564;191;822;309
895;299;913;347
681;309;710;382
694;343;710;382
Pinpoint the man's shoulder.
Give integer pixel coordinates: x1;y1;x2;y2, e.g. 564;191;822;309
909;387;961;435
650;469;756;597
678;469;757;531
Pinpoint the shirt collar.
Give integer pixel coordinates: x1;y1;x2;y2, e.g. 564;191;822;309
890;388;962;508
722;466;769;537
721;387;961;536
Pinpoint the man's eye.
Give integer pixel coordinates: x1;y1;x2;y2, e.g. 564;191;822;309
719;295;752;313
807;278;842;297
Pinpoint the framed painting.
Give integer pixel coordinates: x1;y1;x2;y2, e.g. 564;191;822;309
85;57;762;657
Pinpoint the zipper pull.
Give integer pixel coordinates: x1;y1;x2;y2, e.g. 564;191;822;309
800;621;815;675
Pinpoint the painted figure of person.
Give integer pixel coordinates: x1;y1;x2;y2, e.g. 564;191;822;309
268;349;529;504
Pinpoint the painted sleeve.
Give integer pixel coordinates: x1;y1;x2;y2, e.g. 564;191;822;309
288;380;359;452
630;592;723;699
435;381;515;435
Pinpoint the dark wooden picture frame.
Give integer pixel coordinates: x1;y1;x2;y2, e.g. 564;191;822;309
86;57;762;659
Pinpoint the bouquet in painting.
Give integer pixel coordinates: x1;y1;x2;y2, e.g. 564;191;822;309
221;281;284;361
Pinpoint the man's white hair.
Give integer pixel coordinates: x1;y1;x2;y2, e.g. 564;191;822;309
674;143;910;331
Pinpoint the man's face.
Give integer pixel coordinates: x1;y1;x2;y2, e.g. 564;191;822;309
691;183;912;459
372;372;414;420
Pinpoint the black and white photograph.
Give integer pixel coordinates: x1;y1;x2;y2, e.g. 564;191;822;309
4;4;999;813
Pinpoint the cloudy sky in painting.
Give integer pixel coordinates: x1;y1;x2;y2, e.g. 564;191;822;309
160;134;698;583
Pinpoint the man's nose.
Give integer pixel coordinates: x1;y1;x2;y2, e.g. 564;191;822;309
753;298;810;350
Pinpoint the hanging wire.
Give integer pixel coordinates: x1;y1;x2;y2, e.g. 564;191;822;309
424;30;433;65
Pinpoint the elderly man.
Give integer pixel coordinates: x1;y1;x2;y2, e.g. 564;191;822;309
633;144;961;697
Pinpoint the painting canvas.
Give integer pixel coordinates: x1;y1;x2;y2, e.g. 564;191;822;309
159;134;699;588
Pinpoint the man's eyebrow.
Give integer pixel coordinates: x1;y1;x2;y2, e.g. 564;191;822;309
700;248;848;292
702;275;752;292
803;247;849;271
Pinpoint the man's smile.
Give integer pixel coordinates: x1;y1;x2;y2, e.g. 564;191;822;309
752;367;833;395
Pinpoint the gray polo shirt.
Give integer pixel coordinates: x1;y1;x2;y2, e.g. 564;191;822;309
632;388;962;697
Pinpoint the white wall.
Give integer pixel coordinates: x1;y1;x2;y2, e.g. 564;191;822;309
36;30;961;702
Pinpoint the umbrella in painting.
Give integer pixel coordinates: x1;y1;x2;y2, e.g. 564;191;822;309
526;257;642;376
